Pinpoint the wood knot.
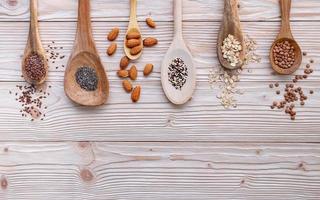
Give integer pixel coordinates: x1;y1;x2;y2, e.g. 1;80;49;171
6;0;18;6
78;141;90;149
1;176;8;190
3;147;8;152
80;168;94;182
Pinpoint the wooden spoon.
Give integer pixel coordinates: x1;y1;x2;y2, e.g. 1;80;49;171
217;0;245;70
22;0;48;85
64;0;109;106
269;0;302;75
124;0;143;60
161;0;196;105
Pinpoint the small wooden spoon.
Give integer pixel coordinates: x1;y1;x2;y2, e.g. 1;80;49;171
217;0;245;70
270;0;302;75
22;0;48;85
64;0;109;106
161;0;196;105
124;0;143;60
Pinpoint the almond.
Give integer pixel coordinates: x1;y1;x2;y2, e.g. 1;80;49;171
107;42;117;56
129;65;138;80
143;64;153;76
126;39;141;48
146;17;156;28
117;70;129;78
131;85;141;103
130;45;142;55
122;80;133;93
120;56;130;69
143;37;158;47
107;27;119;41
126;31;141;40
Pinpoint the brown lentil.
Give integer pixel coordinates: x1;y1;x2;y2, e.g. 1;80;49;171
272;40;295;69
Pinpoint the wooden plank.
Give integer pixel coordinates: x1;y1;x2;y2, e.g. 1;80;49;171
0;0;319;22
0;21;318;141
0;142;319;200
0;21;319;82
0;80;319;141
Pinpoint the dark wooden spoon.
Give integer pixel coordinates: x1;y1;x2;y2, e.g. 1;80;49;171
64;0;109;106
217;0;245;70
22;0;48;85
270;0;302;75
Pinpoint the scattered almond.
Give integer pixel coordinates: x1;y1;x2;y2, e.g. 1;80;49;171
129;65;138;80
143;37;158;47
117;70;129;78
126;31;141;40
122;80;133;93
130;45;143;55
107;42;117;56
146;17;156;28
120;56;130;69
131;85;141;103
126;39;141;48
143;64;153;76
107;27;119;41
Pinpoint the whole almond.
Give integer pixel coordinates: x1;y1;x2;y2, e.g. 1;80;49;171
107;43;117;56
143;37;158;47
120;56;130;69
131;85;141;103
117;70;129;78
130;45;142;55
146;18;156;28
129;65;138;80
143;64;153;76
122;80;133;93
126;39;141;48
107;27;119;41
126;31;141;40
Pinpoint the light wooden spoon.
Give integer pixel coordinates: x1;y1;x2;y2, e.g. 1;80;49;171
270;0;302;75
217;0;245;70
161;0;196;105
64;0;109;106
22;0;48;85
124;0;143;60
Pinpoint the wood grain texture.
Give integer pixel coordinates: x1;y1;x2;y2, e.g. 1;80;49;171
0;142;319;200
0;20;318;140
0;0;320;22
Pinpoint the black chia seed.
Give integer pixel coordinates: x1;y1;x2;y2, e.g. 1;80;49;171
75;66;99;91
168;57;188;90
24;52;46;81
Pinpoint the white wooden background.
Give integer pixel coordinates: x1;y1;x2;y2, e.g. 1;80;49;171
0;0;319;199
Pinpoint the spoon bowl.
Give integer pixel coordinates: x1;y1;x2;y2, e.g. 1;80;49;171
64;0;109;106
269;0;302;75
217;0;245;70
270;37;302;75
22;0;48;85
161;0;196;105
124;0;143;60
65;52;108;106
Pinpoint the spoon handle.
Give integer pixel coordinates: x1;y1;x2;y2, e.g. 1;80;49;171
279;0;293;38
76;0;95;50
130;0;137;22
29;0;40;51
223;0;240;28
174;0;183;39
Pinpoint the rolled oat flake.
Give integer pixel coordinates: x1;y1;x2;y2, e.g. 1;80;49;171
75;66;99;91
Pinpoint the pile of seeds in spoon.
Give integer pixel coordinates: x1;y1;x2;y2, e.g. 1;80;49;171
209;35;261;108
269;53;315;120
24;52;46;81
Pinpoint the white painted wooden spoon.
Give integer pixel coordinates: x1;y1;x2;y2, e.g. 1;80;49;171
161;0;196;105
